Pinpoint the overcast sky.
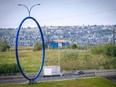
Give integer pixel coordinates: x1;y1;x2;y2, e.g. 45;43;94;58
0;0;116;28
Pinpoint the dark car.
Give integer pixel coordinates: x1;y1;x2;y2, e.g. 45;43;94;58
79;71;85;75
74;71;85;75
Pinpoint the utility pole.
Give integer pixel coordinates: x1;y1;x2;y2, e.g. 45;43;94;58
46;27;50;50
112;26;116;45
58;47;60;66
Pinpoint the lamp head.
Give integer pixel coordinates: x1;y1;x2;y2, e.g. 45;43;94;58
37;4;40;5
18;4;22;6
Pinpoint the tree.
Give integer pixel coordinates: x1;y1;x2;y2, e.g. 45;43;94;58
70;43;77;49
33;42;42;51
0;40;10;52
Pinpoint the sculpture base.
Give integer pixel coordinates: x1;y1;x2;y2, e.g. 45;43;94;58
26;80;37;84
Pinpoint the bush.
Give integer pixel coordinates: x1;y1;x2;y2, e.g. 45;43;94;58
33;42;42;51
91;44;116;57
0;40;10;52
70;43;77;49
104;44;116;57
0;63;20;75
91;45;104;55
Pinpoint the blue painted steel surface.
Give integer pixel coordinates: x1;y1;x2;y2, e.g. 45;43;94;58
15;16;45;81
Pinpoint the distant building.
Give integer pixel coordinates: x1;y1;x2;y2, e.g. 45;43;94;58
48;40;70;49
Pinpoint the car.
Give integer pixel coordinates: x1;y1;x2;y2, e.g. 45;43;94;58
74;71;85;75
79;71;85;75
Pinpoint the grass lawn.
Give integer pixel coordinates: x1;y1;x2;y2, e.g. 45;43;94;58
0;77;116;87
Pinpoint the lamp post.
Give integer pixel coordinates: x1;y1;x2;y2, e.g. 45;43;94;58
18;4;40;16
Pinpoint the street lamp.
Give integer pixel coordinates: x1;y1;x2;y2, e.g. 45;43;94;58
18;4;40;16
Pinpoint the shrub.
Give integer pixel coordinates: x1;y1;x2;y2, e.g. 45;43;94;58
91;45;104;55
33;42;42;51
91;44;116;57
104;44;116;57
70;43;77;49
0;40;10;52
0;63;20;75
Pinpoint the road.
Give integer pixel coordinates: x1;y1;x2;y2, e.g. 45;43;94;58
0;69;116;85
0;74;82;85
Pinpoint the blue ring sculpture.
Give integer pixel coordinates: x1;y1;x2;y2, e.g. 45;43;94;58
15;16;45;81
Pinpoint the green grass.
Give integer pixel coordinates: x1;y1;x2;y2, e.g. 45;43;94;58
0;47;60;72
0;77;116;87
0;46;116;73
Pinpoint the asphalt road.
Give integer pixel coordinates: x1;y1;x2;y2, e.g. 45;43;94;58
0;74;82;85
0;69;116;85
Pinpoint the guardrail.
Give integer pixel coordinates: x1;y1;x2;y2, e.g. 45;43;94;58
63;69;116;77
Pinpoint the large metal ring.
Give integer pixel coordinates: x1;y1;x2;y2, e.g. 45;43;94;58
15;16;45;81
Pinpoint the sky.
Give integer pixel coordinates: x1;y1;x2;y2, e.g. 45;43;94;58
0;0;116;28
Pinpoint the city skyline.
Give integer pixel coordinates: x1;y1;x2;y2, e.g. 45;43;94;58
0;0;116;28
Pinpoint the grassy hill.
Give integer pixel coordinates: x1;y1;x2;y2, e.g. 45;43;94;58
0;77;116;87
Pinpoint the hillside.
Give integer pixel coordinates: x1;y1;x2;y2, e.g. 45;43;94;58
0;25;114;46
